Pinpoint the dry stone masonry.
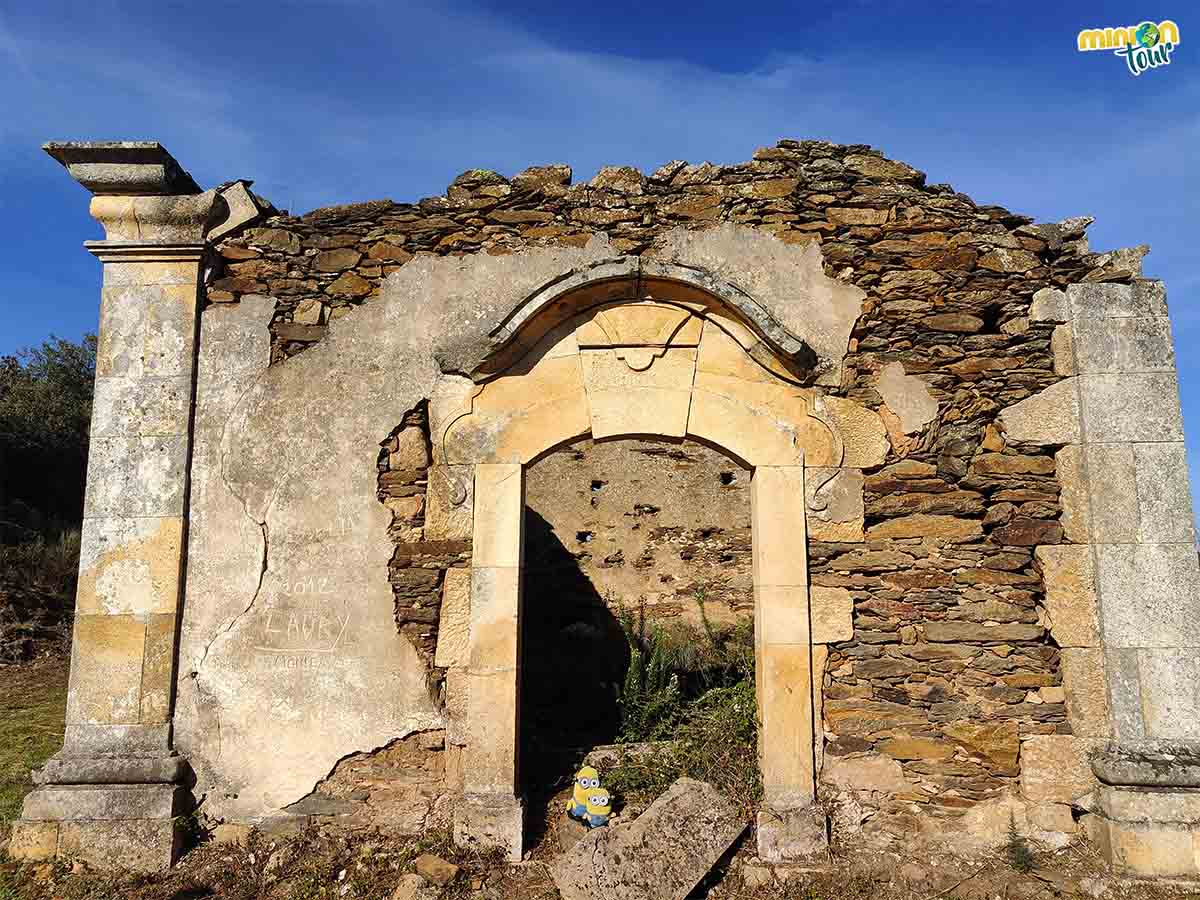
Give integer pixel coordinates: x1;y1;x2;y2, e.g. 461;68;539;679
9;138;1200;879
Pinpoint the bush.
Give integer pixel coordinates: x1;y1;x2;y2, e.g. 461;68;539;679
606;674;762;820
0;334;95;541
0;334;92;661
1003;815;1035;872
616;593;755;731
608;595;762;818
616;606;683;742
0;529;79;661
0;530;80;599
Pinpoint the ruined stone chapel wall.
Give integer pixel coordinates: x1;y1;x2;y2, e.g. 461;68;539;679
17;138;1194;879
187;139;1141;847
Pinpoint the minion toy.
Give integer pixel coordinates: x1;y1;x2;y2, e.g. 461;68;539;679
567;766;600;820
584;788;612;829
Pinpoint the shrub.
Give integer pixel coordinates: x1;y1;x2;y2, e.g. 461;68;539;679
0;529;81;599
616;602;684;742
0;334;95;541
608;594;762;818
1003;815;1035;872
0;529;79;661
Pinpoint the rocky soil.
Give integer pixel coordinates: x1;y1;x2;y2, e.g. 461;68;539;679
3;823;1198;900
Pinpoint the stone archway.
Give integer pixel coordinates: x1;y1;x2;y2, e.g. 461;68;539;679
431;269;884;860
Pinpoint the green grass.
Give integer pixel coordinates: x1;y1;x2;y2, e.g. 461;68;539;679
0;657;68;830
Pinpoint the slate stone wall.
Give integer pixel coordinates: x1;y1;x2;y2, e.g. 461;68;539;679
207;139;1145;843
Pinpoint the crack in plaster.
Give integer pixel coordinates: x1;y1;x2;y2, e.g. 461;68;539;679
193;368;281;674
190;673;223;763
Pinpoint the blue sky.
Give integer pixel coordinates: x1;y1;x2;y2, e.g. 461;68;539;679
1;1;1197;491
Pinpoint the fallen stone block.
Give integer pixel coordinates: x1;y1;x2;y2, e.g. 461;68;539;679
555;812;590;853
390;873;439;900
583;741;674;770
550;777;746;900
414;853;459;885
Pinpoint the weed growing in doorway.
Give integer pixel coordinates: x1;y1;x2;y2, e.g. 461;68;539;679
608;593;761;818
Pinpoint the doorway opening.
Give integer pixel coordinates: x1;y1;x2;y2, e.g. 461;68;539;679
518;436;753;841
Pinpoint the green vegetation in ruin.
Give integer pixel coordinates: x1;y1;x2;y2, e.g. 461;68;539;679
1004;816;1036;873
609;594;762;819
616;590;756;739
615;614;682;743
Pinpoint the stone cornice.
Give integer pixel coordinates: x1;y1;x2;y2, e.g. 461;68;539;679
44;141;201;196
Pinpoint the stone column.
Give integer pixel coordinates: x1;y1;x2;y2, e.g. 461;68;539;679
454;463;525;861
1014;280;1200;878
750;465;824;860
9;143;217;871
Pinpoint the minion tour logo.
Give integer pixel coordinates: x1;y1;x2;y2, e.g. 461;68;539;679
1077;20;1181;76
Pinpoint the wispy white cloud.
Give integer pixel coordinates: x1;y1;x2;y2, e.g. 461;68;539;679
1;2;1197;356
3;1;1195;239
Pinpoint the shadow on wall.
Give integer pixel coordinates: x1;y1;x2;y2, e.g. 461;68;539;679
520;507;629;791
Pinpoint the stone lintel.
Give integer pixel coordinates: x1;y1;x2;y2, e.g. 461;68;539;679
44;141;201;196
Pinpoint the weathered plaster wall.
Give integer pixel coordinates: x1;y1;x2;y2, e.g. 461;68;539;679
525;438;753;623
174;289;455;823
190;139;1136;843
183;218;865;825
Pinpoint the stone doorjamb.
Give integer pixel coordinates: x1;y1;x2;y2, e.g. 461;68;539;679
454;456;816;862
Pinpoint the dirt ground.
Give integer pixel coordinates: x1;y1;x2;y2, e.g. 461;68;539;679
4;823;1200;900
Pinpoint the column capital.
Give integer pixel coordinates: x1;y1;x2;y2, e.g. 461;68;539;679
45;141;222;246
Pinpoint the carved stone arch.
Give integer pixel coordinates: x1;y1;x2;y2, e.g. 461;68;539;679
482;257;821;382
439;281;846;469
438;269;887;861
